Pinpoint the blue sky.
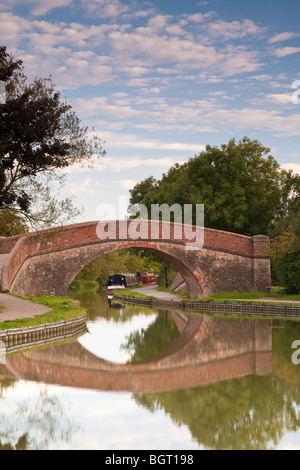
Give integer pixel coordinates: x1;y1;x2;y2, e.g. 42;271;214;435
1;0;300;221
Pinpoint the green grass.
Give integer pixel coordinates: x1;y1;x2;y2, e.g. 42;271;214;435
116;285;300;306
205;289;300;301
157;285;300;301
185;289;300;306
0;295;86;330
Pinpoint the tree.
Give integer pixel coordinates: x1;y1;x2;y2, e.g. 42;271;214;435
73;248;163;286
129;137;298;237
0;46;105;229
128;176;158;218
270;214;300;294
0;209;28;236
121;311;180;363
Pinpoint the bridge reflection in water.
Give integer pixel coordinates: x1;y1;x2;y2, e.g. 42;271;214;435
3;313;272;393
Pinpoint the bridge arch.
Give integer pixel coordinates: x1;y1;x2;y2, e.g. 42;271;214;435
67;241;204;298
0;220;271;298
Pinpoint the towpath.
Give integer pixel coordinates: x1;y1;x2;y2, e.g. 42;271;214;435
131;285;300;305
0;293;51;322
131;285;181;301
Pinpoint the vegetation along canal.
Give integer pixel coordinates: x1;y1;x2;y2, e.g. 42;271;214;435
1;289;300;450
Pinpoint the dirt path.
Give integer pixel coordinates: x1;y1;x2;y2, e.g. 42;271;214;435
131;285;183;301
0;293;51;322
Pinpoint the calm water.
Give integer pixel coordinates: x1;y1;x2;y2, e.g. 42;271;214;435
1;290;300;450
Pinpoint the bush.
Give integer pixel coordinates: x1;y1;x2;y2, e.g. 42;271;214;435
272;251;300;294
68;278;99;292
270;226;300;294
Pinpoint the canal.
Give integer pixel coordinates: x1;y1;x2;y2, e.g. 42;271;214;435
1;289;300;450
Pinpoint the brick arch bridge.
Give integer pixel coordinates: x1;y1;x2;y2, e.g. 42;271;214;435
0;220;271;298
4;313;272;393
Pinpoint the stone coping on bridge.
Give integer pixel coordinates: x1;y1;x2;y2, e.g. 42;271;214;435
0;219;261;253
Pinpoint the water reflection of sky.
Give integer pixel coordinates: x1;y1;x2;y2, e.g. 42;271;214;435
0;381;202;450
3;291;300;450
3;380;300;450
78;313;158;363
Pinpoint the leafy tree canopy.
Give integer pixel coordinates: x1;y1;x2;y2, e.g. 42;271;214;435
270;212;300;293
0;209;28;236
0;46;105;232
129;137;299;237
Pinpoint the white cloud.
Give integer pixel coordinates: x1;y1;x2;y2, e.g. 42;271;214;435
103;156;187;172
146;87;161;94
251;74;273;82
108;29;261;76
265;93;294;105
165;23;186;36
0;11;32;47
281;163;300;174
81;0;129;18
269;32;299;44
207;19;265;40
64;155;189;175
209;108;300;136
2;1;299;153
119;179;137;190
31;0;73;16
1;0;74;16
127;77;153;87
121;66;149;77
73;88;300;138
274;47;300;57
1;7;264;86
64;177;99;198
147;14;172;31
101;132;205;152
185;12;215;23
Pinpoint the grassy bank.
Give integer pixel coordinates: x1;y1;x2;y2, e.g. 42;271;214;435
155;283;300;302
0;294;86;330
200;289;300;303
119;285;300;306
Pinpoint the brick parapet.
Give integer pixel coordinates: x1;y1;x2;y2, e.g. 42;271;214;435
252;235;270;257
0;235;23;254
1;219;266;255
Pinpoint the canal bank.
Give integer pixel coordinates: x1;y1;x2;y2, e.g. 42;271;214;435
0;315;87;354
0;293;87;355
2;287;300;450
113;285;300;320
0;293;52;321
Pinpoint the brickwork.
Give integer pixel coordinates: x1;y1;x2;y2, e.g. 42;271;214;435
0;235;22;254
0;220;271;298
